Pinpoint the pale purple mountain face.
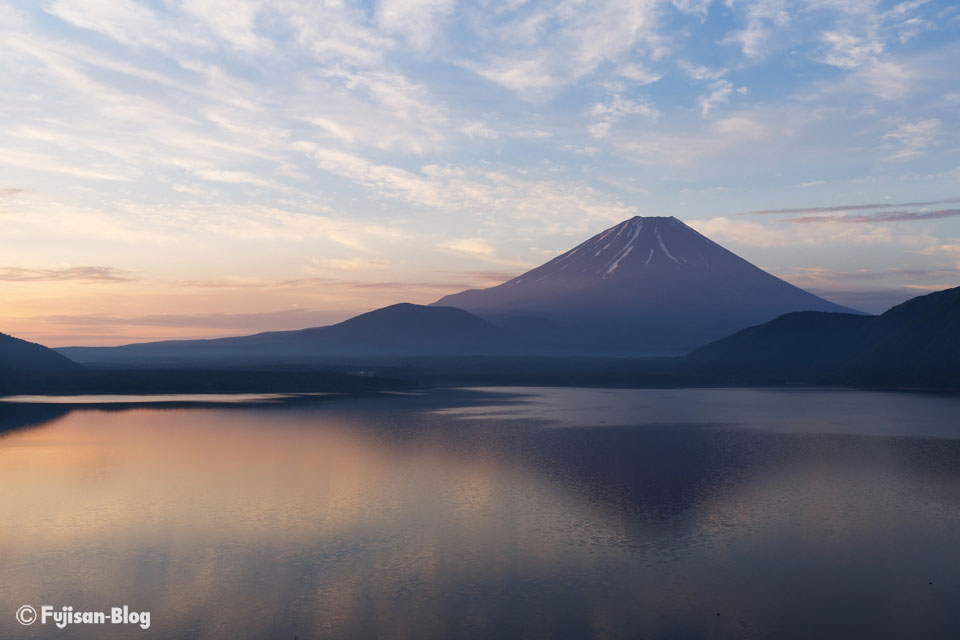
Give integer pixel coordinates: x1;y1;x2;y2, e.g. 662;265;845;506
434;216;861;354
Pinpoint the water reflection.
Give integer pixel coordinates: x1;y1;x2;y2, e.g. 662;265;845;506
0;402;71;437
0;392;328;405
2;388;960;639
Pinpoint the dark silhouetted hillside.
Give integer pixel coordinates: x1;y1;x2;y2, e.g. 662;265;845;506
0;332;83;376
687;286;960;388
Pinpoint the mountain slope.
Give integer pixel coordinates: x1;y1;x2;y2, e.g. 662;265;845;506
848;286;960;386
688;286;960;387
59;303;517;364
0;332;83;375
434;216;859;353
687;312;875;377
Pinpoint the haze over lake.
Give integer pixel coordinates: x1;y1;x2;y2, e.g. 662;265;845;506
4;388;960;639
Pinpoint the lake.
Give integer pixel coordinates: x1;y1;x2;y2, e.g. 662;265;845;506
3;387;960;639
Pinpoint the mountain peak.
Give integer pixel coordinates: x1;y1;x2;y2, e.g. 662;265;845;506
433;215;860;353
511;215;723;283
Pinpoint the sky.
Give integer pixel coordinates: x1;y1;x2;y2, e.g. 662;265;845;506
1;0;959;346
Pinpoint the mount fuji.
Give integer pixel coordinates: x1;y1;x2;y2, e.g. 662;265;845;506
434;216;861;353
59;216;864;365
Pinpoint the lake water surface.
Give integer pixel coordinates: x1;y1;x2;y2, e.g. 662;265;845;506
3;387;960;639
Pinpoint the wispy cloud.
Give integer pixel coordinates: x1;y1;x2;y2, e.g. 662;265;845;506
751;197;960;215
172;276;486;293
786;208;960;224
775;266;960;286
882;118;941;161
770;265;960;312
719;0;790;59
310;258;391;272
0;266;134;282
679;60;727;81
440;238;496;256
440;270;518;284
41;309;346;331
587;94;657;138
689;217;894;247
919;244;960;269
697;79;734;117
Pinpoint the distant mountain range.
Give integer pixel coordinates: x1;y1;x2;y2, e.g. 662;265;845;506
688;285;960;387
1;286;956;391
59;303;517;364
435;216;859;353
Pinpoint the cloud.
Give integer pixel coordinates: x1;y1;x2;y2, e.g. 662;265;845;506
297;68;451;154
0;266;134;282
588;94;657;138
310;258;391;272
376;0;454;50
294;143;635;231
43;0;201;52
771;265;960;312
0;188;24;198
174;268;515;292
296;143;443;207
468;55;561;99
41;308;345;331
751;196;960;215
287;4;394;67
678;61;726;81
461;121;499;140
776;265;959;286
688;216;893;247
178;0;271;52
622;113;773;165
697;79;734;117
465;0;666;100
688;217;793;247
173;276;488;294
852;59;913;100
0;149;136;182
786;208;960;224
440;238;496;256
720;0;790;59
919;244;960;268
820;30;884;70
191;169;279;190
615;63;662;85
882;118;940;161
919;244;960;256
440;269;519;284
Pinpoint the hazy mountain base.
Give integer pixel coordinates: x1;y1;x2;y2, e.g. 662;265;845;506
11;352;952;396
316;355;960;390
4;352;958;396
0;366;417;397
